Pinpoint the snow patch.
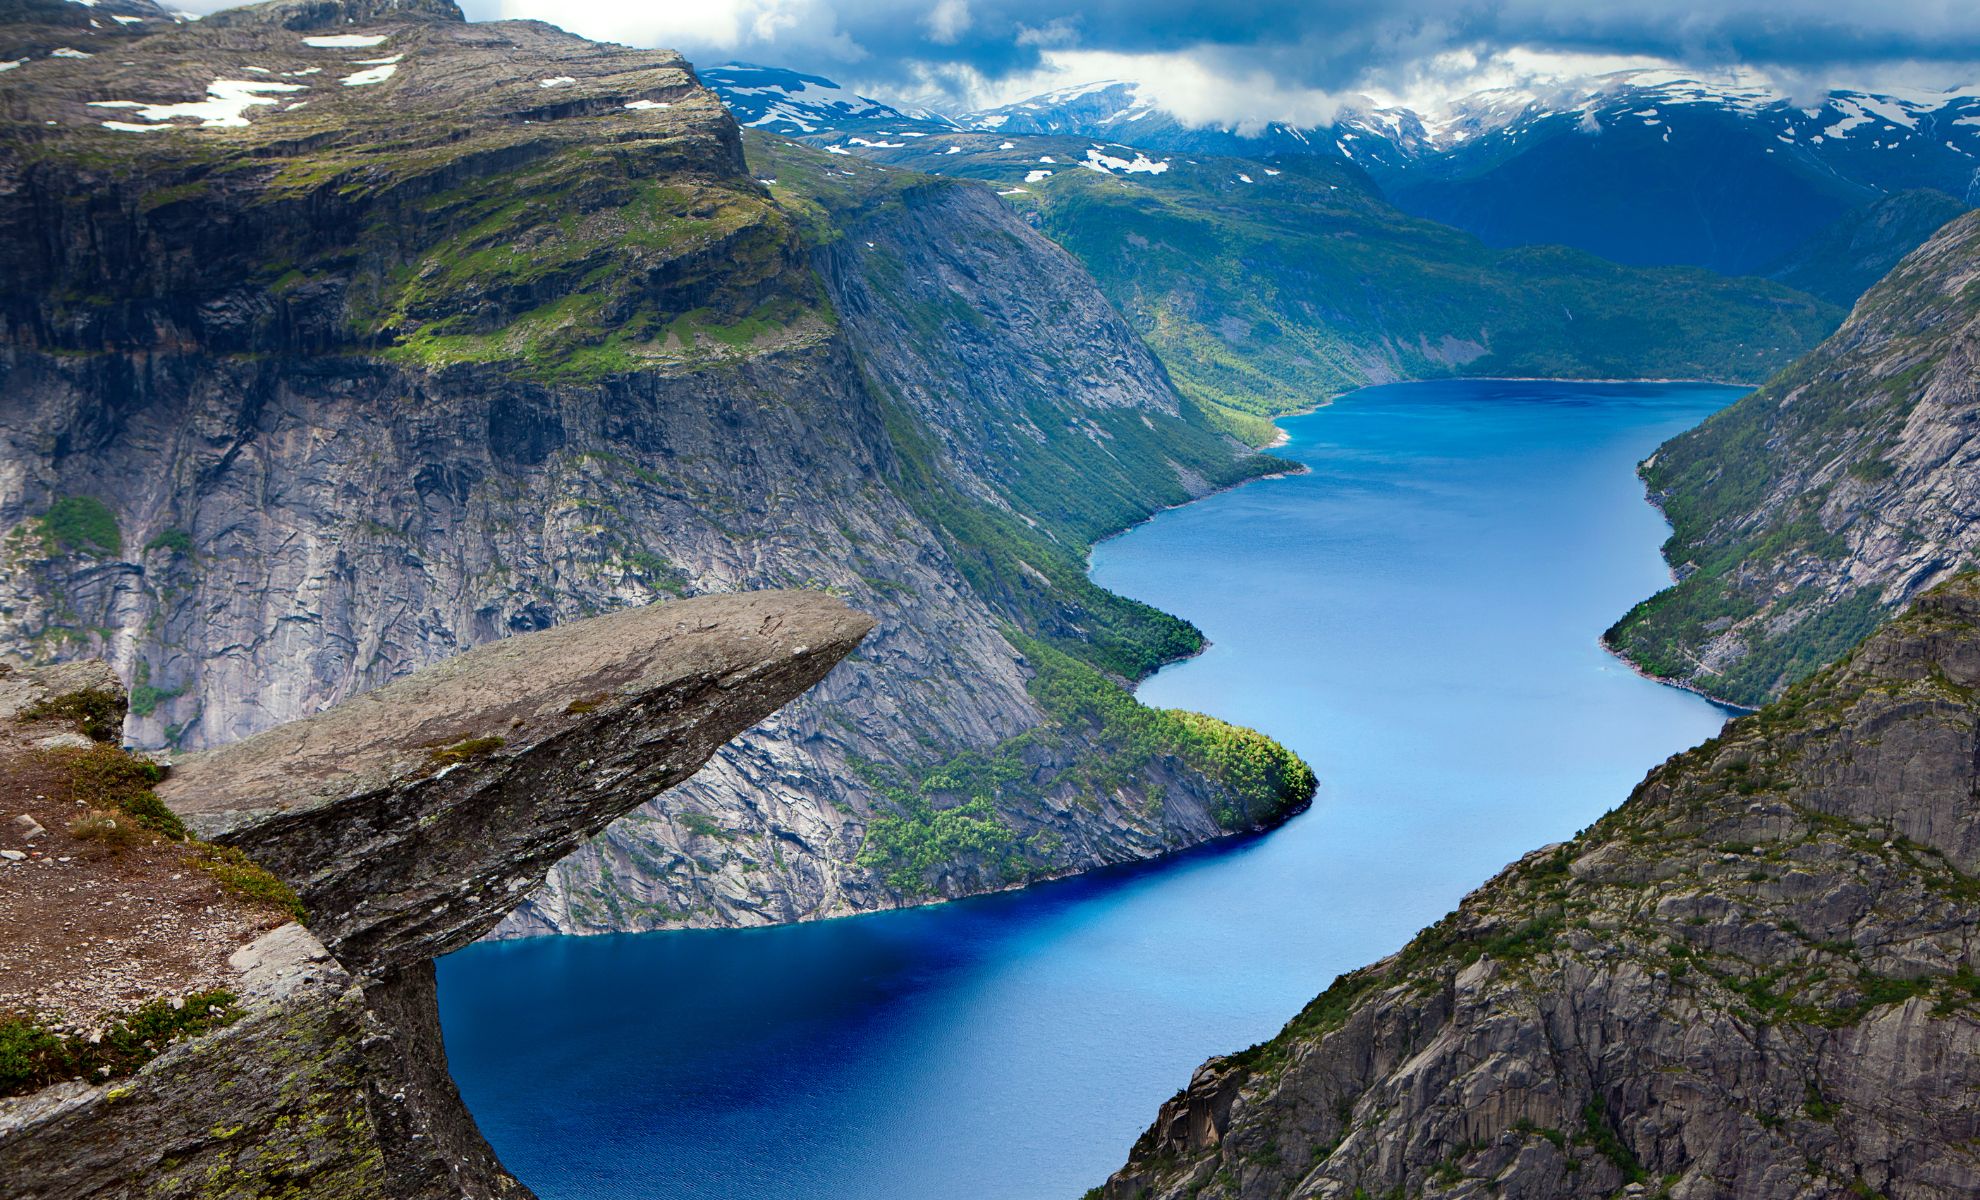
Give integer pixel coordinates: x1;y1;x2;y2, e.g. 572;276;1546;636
624;99;670;110
944;145;962;154
1080;147;1169;175
341;63;397;86
51;47;93;58
302;34;386;48
1236;173;1254;183
88;77;305;128
538;76;575;89
1024;169;1053;182
0;60;22;73
847;136;905;148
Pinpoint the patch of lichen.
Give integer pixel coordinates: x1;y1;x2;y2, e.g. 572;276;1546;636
144;990;389;1199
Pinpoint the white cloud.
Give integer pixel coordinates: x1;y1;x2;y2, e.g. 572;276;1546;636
924;0;969;45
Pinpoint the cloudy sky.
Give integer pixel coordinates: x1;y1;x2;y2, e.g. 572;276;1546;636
407;1;1980;121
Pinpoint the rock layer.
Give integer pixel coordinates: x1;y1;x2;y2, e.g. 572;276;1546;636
0;589;870;1199
1100;575;1980;1200
0;0;1301;936
1607;207;1980;707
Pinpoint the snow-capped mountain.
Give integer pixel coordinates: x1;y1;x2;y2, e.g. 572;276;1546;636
697;63;943;136
963;71;1980;274
963;80;1421;164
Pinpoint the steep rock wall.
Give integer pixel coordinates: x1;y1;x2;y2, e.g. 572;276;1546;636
0;0;1306;937
1099;577;1980;1200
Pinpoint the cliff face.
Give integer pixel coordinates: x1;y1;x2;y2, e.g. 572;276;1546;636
0;590;873;1199
0;0;1307;935
1099;575;1980;1200
1607;208;1980;708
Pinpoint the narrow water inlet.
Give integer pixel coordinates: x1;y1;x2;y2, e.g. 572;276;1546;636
435;379;1744;1200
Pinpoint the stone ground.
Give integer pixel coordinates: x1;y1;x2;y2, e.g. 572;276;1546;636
0;701;279;1029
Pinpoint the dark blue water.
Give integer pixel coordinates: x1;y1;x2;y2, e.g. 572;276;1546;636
437;379;1742;1200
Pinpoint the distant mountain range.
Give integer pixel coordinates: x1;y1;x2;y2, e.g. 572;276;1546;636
704;63;1980;279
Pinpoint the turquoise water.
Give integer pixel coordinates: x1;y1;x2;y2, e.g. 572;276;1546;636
436;379;1742;1200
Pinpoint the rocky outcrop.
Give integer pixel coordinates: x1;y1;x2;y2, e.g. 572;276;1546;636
1607;208;1980;707
0;0;1304;936
0;590;871;1199
1099;575;1980;1200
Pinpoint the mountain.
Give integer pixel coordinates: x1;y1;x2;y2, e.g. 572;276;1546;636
1098;572;1980;1200
1374;75;1980;278
696;61;929;135
1763;188;1974;306
0;0;1311;938
1605;208;1980;708
701;72;1844;434
963;72;1980;279
1015;156;1837;428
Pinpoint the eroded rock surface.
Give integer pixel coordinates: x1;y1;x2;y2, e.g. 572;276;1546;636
1608;207;1980;707
161;590;873;970
0;0;1297;938
0;589;870;1199
1100;576;1980;1200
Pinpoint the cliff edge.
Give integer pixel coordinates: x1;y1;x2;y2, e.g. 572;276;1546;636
0;590;872;1199
1099;575;1980;1200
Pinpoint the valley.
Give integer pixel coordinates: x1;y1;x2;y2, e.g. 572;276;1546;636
2;2;1978;1198
436;380;1737;1199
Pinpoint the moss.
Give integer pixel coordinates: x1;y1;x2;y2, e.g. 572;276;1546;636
40;496;121;557
40;744;187;840
0;991;240;1098
426;735;506;767
142;527;195;557
18;686;127;742
193;843;307;921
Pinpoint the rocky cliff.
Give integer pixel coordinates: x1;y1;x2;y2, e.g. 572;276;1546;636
0;0;1310;936
1606;209;1980;708
1097;574;1980;1200
0;589;872;1199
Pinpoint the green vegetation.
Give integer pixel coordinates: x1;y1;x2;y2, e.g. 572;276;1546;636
1606;212;1980;706
1012;158;1839;422
1;991;241;1098
855;796;1019;894
127;660;185;719
18;686;127;742
853;635;1314;896
353;146;826;380
192;844;309;922
42;743;187;840
427;736;506;767
142;528;195;557
1764;190;1972;307
40;496;122;557
37;742;305;917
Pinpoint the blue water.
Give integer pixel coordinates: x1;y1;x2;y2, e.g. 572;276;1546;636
437;379;1741;1200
